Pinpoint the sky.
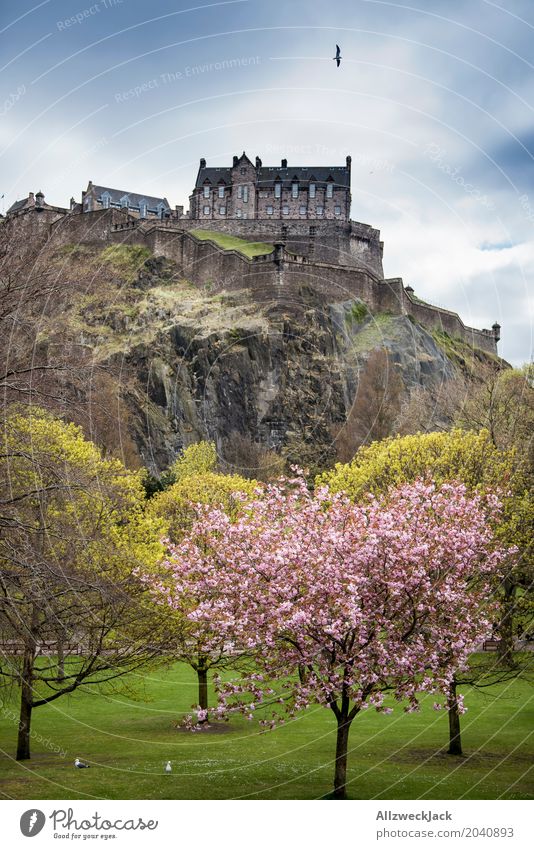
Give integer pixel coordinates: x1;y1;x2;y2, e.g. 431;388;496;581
1;0;532;365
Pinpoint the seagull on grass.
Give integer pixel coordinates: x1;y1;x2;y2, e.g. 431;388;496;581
74;757;90;769
165;761;172;774
333;44;342;67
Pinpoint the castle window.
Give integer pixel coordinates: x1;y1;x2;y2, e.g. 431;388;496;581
139;200;147;218
236;209;242;218
218;186;225;198
316;205;324;216
243;186;249;202
292;182;299;198
203;185;210;198
266;205;273;215
120;196;129;208
334;205;341;215
219;206;226;215
203;205;210;215
300;205;306;215
237;186;243;199
274;182;281;198
326;182;334;198
101;192;111;209
282;205;289;215
309;183;316;198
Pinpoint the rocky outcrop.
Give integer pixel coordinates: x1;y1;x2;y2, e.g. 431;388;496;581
112;289;460;472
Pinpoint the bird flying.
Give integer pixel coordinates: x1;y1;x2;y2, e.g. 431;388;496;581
165;761;172;773
333;44;342;67
74;758;90;769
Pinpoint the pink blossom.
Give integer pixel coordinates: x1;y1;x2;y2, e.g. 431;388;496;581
141;474;511;797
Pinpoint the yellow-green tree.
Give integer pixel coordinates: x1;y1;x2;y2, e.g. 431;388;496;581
148;443;258;717
0;407;166;760
318;428;514;499
169;440;218;483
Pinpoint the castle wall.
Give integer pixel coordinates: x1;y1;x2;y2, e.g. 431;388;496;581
49;208;133;245
177;218;384;278
380;278;498;354
5;208;497;356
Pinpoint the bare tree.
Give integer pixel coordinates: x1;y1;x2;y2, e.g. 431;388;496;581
333;348;404;461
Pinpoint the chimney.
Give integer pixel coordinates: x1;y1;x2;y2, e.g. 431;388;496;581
175;205;184;218
28;191;35;204
281;158;287;168
346;155;352;168
70;197;76;210
233;155;239;167
200;158;206;168
255;156;262;168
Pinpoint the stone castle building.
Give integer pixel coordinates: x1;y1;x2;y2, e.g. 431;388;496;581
81;181;173;220
189;152;352;221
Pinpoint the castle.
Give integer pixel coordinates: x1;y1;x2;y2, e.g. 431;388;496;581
2;152;501;355
189;152;352;221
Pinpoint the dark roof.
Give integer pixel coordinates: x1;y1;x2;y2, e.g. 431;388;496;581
194;164;350;189
91;185;170;209
194;167;232;188
6;198;29;215
258;166;350;188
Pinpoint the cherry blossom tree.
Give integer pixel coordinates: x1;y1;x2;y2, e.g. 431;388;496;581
151;475;510;798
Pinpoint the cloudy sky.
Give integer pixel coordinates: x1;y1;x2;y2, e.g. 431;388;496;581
1;0;532;364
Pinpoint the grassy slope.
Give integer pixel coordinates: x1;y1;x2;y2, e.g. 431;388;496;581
0;662;532;800
189;229;274;258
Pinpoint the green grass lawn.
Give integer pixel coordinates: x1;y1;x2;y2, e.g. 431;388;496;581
0;662;532;800
189;229;274;258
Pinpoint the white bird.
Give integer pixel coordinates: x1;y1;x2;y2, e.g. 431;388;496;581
165;760;172;774
74;757;90;769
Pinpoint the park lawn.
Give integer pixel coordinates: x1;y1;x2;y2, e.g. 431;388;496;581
0;662;532;800
189;229;274;258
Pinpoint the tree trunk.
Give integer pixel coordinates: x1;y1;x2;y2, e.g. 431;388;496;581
56;633;65;682
16;648;34;760
197;657;209;722
333;718;351;799
497;577;516;668
447;679;462;756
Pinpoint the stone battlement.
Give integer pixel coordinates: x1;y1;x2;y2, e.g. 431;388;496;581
5;206;500;356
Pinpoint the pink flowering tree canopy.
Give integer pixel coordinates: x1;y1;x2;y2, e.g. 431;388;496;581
152;476;510;798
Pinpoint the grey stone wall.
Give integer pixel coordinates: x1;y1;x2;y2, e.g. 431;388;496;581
177;217;384;278
9;209;497;356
